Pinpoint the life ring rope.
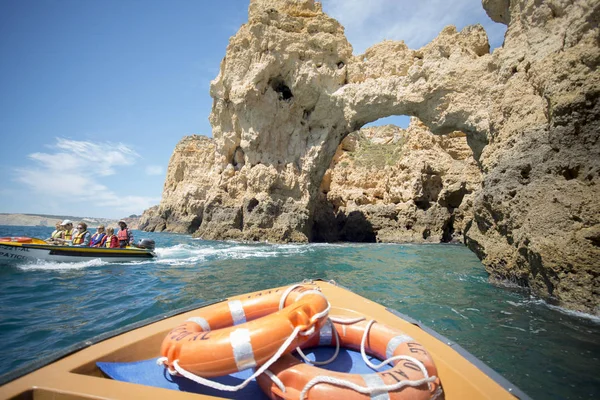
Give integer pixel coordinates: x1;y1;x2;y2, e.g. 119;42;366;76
262;317;440;400
157;288;331;393
360;320;430;377
157;324;305;392
295;315;367;367
294;290;330;337
278;284;304;310
299;373;439;400
296;318;341;366
263;369;287;393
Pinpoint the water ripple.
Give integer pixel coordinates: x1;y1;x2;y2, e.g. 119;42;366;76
0;226;598;400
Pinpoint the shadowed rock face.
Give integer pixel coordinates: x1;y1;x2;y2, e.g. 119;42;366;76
141;0;600;314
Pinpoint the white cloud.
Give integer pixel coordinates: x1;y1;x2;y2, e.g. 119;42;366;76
321;0;506;54
145;165;164;176
13;138;159;217
27;138;139;179
14;168;107;200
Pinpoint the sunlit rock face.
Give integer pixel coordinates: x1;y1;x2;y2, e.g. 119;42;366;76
139;135;216;234
314;119;481;244
206;0;493;244
142;0;599;314
204;0;352;242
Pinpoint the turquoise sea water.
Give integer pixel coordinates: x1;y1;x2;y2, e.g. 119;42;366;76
0;225;598;399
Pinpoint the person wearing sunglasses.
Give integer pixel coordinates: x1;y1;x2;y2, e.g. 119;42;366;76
71;222;91;247
51;219;75;245
90;225;107;247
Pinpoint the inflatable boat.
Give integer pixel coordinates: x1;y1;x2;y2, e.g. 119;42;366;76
0;280;531;399
0;237;156;263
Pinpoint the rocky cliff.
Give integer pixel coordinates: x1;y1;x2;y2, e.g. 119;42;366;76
142;120;481;244
313;119;481;243
140;135;216;234
141;0;599;314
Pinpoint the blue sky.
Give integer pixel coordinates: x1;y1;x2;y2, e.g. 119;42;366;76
0;0;505;219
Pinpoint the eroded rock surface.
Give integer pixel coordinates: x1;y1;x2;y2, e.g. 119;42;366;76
142;0;600;314
139;135;215;234
314;119;481;243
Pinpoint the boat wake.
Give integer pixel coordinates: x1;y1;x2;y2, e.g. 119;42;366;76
153;242;324;265
5;242;338;269
17;258;109;271
506;299;600;324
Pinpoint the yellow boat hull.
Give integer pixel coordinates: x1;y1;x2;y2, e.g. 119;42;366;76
0;239;155;263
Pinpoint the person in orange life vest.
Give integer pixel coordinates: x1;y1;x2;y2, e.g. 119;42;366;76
90;225;107;247
71;222;91;246
117;220;133;248
104;227;119;248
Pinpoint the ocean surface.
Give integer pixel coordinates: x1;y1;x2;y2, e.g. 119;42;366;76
0;225;598;399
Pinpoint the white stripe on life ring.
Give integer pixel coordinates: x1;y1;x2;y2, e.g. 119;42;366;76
187;317;211;331
230;328;256;371
362;373;390;400
386;334;414;359
228;300;247;325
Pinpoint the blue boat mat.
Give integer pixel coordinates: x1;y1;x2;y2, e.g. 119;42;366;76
97;347;389;398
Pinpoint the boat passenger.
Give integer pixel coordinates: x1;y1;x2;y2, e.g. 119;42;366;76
52;220;74;245
104;227;119;248
89;225;107;247
71;222;91;247
117;220;133;248
46;222;64;244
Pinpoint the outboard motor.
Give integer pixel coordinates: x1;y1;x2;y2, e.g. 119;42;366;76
137;239;156;251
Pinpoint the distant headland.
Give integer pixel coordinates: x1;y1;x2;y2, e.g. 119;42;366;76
0;213;141;229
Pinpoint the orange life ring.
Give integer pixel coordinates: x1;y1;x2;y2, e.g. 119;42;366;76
257;311;442;400
0;237;32;243
160;284;330;378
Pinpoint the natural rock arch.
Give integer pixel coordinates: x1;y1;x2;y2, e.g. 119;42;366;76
208;0;497;240
142;0;600;315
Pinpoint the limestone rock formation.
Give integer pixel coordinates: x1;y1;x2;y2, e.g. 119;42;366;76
143;0;600;314
139;135;216;234
314;118;481;243
466;0;600;315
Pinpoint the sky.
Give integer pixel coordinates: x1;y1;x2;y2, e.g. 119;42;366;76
0;0;506;219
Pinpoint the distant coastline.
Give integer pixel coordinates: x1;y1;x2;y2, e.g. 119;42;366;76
0;213;140;229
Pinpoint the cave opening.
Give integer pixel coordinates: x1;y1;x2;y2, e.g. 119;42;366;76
269;76;293;101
